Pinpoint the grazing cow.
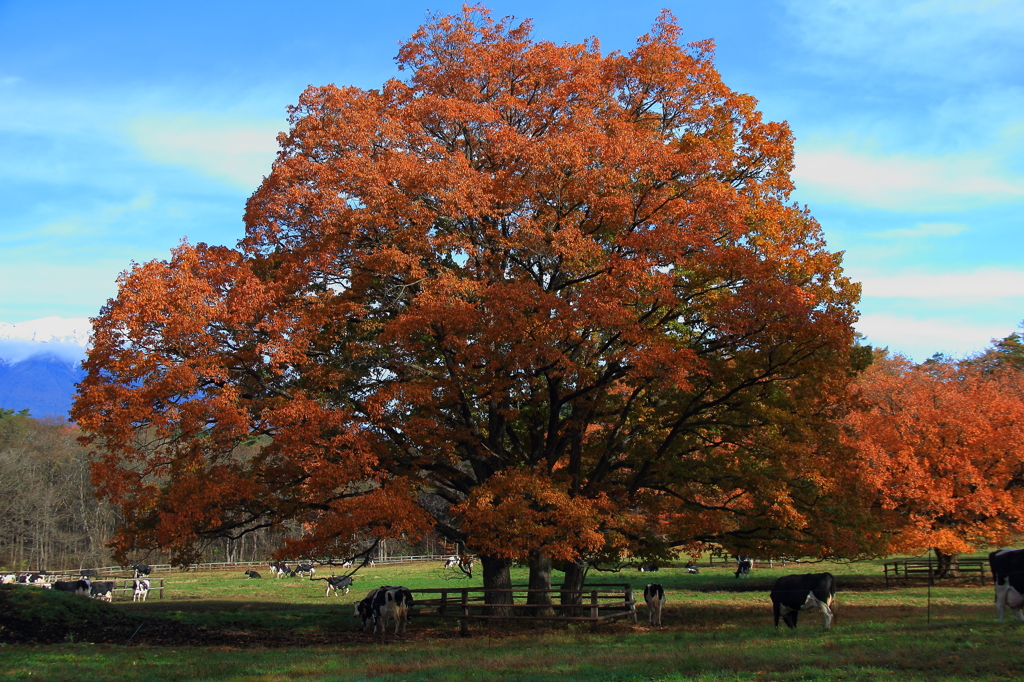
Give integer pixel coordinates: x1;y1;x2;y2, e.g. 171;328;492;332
638;565;659;573
444;556;459;569
244;570;262;579
324;575;353;596
133;579;151;602
355;587;385;631
295;563;315;578
133;564;151;578
643;583;666;626
341;560;353;568
989;548;1024;622
369;586;413;636
53;579;91;596
269;561;290;578
90;581;116;602
770;573;837;630
735;557;752;578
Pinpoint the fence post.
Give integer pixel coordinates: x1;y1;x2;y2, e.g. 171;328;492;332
460;589;469;637
440;590;447;616
159;578;164;599
590;590;599;632
625;585;637;624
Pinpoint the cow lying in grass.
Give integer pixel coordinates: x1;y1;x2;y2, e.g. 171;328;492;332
244;570;262;579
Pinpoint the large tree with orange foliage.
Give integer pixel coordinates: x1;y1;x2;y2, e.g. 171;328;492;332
846;351;1024;574
74;7;867;601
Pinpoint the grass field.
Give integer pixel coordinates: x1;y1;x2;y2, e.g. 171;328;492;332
1;556;1021;681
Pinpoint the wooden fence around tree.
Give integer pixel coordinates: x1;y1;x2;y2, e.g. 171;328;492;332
883;559;988;586
409;583;638;635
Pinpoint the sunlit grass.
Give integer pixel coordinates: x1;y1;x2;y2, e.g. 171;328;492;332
1;554;1019;681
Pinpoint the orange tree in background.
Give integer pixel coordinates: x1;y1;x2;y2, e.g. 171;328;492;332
74;7;869;600
846;351;1024;575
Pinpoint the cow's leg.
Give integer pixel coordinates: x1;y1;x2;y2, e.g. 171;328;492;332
996;581;1009;622
773;600;782;628
817;600;833;630
783;608;799;629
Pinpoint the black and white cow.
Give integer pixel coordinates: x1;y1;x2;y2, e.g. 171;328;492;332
989;548;1024;622
770;573;836;630
354;586;413;635
269;561;290;578
294;563;316;578
133;564;151;578
53;579;91;596
0;573;14;584
90;581;116;602
324;575;353;597
133;579;151;602
685;561;700;574
735;556;752;578
244;570;262;579
638;565;659;573
643;583;666;626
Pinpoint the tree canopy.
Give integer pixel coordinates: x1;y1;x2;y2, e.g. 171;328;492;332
73;7;867;582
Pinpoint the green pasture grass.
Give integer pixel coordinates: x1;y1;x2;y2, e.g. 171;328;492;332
2;556;1019;681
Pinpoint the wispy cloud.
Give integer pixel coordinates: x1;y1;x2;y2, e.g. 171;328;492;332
126;114;282;189
867;222;967;239
793;144;1024;211
856;312;1015;360
784;0;1024;82
859;268;1024;298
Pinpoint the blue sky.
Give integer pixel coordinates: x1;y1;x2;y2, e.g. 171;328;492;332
1;0;1021;361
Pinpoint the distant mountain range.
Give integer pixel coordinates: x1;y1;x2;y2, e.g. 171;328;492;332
0;317;91;419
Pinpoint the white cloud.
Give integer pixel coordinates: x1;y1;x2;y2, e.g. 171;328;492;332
867;222;967;239
793;145;1024;211
859;269;1024;298
856;313;1014;360
784;0;1024;82
126;114;282;189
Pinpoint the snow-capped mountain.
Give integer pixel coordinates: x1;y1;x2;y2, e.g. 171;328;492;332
0;316;92;346
0;317;92;419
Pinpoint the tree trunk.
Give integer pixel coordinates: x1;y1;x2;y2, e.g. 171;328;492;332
933;549;957;578
560;559;587;617
481;555;513;617
527;553;555;617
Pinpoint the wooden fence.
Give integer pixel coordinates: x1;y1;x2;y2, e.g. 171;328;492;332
79;554;450;575
409;583;637;635
883;559;988;587
26;574;165;600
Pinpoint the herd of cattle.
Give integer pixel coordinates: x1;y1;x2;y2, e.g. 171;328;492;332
0;563;154;603
3;549;1023;636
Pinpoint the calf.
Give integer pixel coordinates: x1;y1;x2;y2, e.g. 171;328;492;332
53;579;91;596
770;573;836;630
133;564;151;578
90;581;116;602
244;570;262;579
133;579;151;602
643;583;666;626
989;548;1024;622
324;575;353;597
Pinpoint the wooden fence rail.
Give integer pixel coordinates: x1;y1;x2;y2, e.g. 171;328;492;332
408;584;637;635
883;559;988;587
